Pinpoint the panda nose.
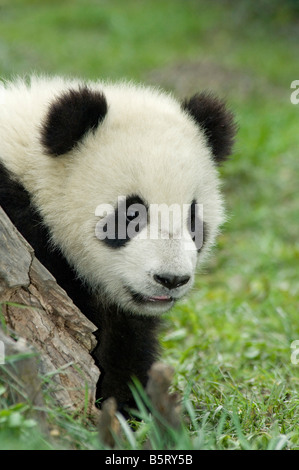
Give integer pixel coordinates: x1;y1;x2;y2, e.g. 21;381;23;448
154;273;190;290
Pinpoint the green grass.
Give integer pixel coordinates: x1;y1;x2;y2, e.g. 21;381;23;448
0;0;299;450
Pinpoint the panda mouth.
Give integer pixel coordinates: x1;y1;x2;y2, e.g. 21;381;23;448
129;289;174;305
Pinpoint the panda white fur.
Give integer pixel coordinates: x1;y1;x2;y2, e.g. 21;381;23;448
0;76;236;407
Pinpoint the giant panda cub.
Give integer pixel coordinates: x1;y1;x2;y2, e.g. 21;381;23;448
0;76;236;408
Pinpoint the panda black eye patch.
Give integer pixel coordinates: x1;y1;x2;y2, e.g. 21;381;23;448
188;199;207;251
99;195;148;248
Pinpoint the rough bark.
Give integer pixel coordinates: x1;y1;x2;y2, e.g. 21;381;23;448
0;207;100;418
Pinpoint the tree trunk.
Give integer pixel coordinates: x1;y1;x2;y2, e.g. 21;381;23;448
0;207;100;418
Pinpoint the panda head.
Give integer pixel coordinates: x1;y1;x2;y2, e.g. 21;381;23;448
40;82;237;316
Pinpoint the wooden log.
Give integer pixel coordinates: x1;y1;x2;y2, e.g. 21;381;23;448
0;207;100;418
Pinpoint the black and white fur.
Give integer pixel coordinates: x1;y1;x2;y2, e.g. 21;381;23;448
0;76;236;407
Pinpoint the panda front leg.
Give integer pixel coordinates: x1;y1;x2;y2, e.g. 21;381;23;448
94;308;162;410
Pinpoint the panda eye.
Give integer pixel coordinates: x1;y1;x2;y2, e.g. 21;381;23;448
126;208;139;222
125;195;146;224
190;200;196;235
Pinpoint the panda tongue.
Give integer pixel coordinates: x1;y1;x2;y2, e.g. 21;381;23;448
148;295;171;302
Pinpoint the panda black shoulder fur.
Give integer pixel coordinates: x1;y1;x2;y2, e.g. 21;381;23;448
0;76;237;408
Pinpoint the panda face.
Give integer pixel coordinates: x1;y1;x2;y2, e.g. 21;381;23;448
46;87;226;316
3;78;234;316
93;193;201;315
51;105;223;316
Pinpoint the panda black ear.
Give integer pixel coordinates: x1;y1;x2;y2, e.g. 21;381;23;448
182;92;237;164
41;86;108;156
